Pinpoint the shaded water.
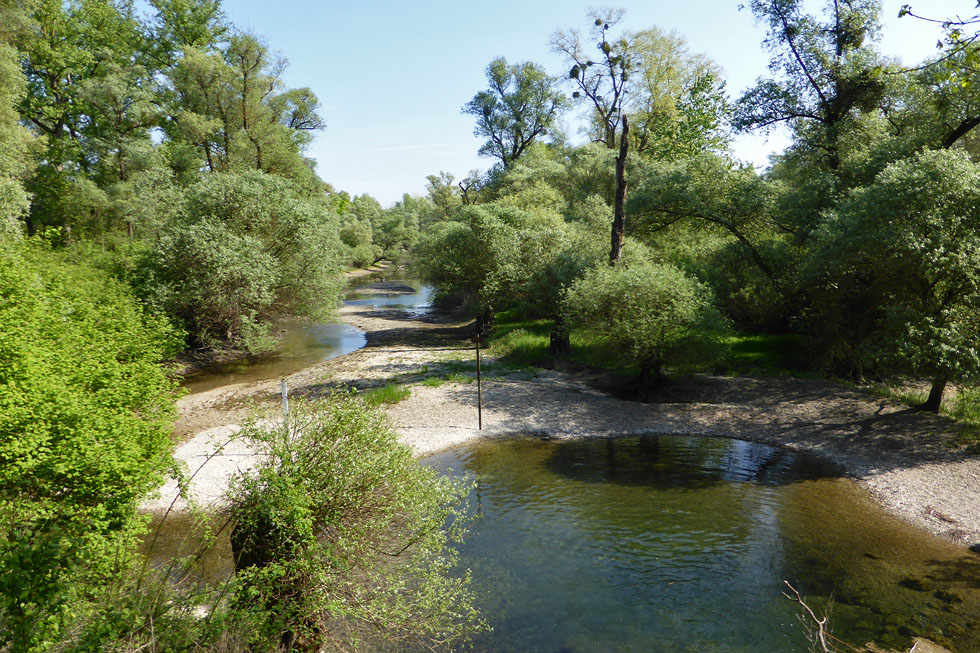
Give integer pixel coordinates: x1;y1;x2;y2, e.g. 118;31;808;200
425;436;980;652
179;275;431;394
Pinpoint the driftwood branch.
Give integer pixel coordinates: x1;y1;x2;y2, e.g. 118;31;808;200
783;580;833;652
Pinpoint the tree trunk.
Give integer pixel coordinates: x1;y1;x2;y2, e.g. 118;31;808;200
548;316;571;356
610;115;629;266
919;375;947;414
475;305;494;337
637;357;662;399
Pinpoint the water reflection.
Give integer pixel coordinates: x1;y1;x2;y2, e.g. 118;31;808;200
425;436;980;652
180;275;432;394
180;321;367;394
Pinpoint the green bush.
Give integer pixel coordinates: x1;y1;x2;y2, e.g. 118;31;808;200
225;394;485;650
0;240;180;650
564;260;729;390
136;170;345;351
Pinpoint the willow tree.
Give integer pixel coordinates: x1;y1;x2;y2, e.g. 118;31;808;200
553;8;639;264
809;149;980;412
463;57;568;170
554;11;729;264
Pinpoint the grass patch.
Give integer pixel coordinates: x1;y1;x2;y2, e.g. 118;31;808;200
948;386;980;442
361;383;412;406
420;376;447;388
486;310;552;367
489;328;550;367
443;360;476;374
719;333;809;376
444;372;472;384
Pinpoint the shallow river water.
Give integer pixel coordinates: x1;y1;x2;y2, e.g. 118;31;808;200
424;436;980;652
159;272;980;652
179;275;431;394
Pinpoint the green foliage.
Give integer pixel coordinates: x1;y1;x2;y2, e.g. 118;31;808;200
0;240;179;650
628;28;730;158
564;260;729;383
226;394;485;650
361;382;412;406
0;32;39;237
463;57;568;169
415;201;589;323
719;333;808;376
807;149;980;387
489;326;551;367
338;215;376;267
736;0;885;171
949;386;980;440
137;171;345;350
424;171;463;222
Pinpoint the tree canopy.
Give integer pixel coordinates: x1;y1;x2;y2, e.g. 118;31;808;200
463;57;568;170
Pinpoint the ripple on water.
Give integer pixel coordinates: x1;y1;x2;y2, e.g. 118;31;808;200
424;435;980;653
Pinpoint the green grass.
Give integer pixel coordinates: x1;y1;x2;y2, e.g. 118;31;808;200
719;333;809;376
486;311;812;380
361;383;412;406
485;310;553;367
420;376;447;388
949;387;980;442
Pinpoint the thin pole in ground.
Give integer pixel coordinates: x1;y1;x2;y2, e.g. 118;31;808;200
471;335;483;430
281;379;289;418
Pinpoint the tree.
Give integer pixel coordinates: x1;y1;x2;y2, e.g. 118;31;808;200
414;202;567;326
808;149;980;412
17;0;145;169
463;57;568;170
0;2;40;238
554;8;641;264
147;0;228;63
163;35;324;190
424;171;463;221
76;63;160;186
736;0;886;172
553;8;639;148
137;171;345;350
629;153;786;296
628;28;730;159
563;260;728;394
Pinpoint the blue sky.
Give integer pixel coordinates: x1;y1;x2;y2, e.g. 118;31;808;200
214;1;968;205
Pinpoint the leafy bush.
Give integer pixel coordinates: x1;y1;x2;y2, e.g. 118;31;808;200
136;171;346;350
225;394;484;650
564;260;729;390
0;240;180;650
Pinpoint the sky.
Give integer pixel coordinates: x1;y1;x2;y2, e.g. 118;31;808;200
211;0;971;205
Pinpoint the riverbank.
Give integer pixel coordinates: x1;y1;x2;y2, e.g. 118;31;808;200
146;274;980;550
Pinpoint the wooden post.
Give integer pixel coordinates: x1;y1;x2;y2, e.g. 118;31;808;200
281;379;289;418
471;336;483;430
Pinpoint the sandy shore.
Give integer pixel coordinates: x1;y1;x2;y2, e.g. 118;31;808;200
144;277;980;551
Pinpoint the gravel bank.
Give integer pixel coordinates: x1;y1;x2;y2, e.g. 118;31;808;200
144;279;980;550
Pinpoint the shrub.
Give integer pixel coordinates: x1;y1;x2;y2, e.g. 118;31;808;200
225;394;485;650
136;171;345;351
0;240;180;650
563;260;729;391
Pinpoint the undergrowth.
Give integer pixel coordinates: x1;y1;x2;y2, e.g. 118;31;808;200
361;382;412;406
